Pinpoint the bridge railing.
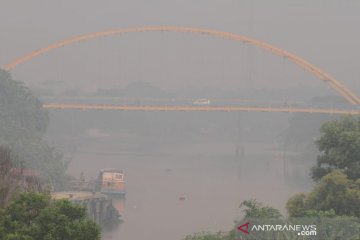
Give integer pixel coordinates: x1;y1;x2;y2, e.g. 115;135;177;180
68;180;96;192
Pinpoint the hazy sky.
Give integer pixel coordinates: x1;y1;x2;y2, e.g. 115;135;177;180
1;0;359;94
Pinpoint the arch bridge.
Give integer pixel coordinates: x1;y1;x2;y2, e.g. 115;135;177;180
4;26;360;109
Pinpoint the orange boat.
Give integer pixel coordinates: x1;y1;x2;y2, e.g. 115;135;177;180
96;169;126;195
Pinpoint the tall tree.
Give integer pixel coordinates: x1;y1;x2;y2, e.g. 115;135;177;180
287;171;360;217
312;116;360;181
0;69;67;189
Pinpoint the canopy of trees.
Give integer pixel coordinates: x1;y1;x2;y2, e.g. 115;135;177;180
0;192;100;240
288;116;360;218
312;116;360;181
0;69;67;189
287;171;360;218
239;199;282;219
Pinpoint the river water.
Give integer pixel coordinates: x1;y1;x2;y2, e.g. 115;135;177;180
62;137;313;240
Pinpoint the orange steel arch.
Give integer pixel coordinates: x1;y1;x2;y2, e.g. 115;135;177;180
3;26;360;105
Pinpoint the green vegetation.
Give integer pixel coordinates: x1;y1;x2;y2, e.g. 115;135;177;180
283;116;360;239
239;199;282;219
312;116;360;181
186;116;360;240
0;192;100;240
287;116;360;218
0;69;67;190
0;70;100;238
287;171;360;218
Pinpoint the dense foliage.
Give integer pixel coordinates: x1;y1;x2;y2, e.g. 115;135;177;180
287;171;360;218
0;192;100;240
283;116;360;239
0;69;67;189
239;199;282;219
287;116;360;219
312;116;360;181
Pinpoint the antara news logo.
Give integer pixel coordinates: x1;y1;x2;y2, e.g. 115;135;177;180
238;222;317;236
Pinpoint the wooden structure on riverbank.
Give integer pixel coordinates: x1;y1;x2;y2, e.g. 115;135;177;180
52;191;120;225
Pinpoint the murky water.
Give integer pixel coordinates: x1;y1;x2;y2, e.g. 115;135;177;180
44;107;315;239
63;138;313;240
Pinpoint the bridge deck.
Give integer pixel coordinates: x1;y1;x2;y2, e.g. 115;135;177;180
43;103;360;115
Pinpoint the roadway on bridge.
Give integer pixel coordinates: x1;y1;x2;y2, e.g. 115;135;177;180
43;103;360;115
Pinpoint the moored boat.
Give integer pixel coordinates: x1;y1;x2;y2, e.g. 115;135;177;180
96;168;126;195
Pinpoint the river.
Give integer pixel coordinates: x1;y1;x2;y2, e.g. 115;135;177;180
61;136;313;240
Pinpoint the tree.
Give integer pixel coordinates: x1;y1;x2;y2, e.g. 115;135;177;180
0;147;41;208
0;69;67;190
239;199;282;219
312;116;360;181
287;171;360;218
307;171;360;217
0;192;100;240
285;193;307;218
233;200;286;240
0;70;48;144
